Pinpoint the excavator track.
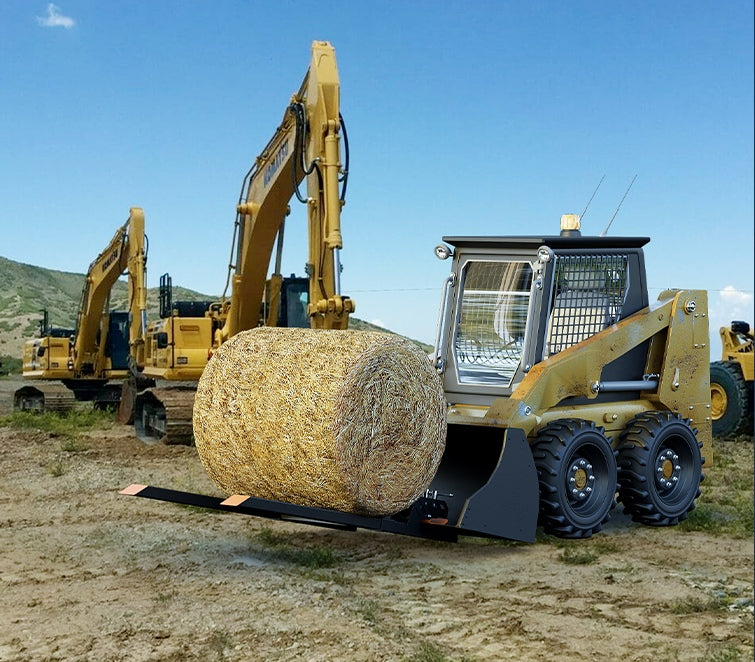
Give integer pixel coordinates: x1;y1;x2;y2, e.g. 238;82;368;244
134;384;196;445
13;383;76;413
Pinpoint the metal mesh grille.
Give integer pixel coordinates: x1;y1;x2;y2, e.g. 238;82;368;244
454;260;533;386
546;254;628;356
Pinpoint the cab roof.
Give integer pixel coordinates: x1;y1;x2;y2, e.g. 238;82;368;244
442;235;650;250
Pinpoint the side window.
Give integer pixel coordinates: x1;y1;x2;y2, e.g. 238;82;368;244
453;260;533;387
545;254;629;357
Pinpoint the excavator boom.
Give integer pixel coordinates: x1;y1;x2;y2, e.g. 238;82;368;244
72;207;147;376
222;40;351;341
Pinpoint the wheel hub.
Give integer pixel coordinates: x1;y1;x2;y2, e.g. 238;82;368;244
567;457;595;502
654;448;681;491
710;383;727;420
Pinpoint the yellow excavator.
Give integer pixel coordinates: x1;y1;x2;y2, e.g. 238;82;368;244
133;40;353;442
15;207;148;412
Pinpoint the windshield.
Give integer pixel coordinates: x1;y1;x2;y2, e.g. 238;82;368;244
453;260;533;387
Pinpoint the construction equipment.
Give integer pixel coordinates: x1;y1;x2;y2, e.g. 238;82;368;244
124;212;710;542
15;207;148;412
710;321;753;437
133;40;353;443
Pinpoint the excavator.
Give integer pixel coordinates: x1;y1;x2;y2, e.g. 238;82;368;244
15;207;148;412
132;40;353;443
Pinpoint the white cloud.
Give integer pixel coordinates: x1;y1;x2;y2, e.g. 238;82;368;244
37;4;75;29
370;319;387;329
709;286;754;359
720;285;754;307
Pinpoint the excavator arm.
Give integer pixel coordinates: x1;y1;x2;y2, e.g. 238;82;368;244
219;40;353;343
71;207;147;376
126;207;148;369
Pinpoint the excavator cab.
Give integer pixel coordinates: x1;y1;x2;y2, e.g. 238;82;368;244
273;276;310;328
104;311;130;372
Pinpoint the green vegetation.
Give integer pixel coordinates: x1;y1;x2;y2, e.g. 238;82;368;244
207;628;234;659
356;598;379;624
698;643;752;662
403;641;457;662
669;594;728;614
45;459;66;477
679;438;754;538
253;527;340;571
0;407;113;439
559;546;598;565
553;536;621;565
0;355;22;375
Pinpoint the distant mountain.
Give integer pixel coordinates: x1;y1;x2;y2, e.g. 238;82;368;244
0;255;429;363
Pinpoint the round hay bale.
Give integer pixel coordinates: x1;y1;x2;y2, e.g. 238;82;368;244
192;327;447;516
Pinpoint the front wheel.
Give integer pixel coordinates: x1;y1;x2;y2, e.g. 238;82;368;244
531;419;617;539
617;412;703;526
710;361;752;438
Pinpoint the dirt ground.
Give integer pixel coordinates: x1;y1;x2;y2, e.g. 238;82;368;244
0;375;752;662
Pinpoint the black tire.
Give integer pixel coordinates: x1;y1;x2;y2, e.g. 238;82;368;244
617;412;702;526
710;361;752;438
531;419;617;539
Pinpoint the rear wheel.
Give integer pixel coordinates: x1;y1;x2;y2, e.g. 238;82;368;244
531;419;617;539
710;361;752;437
617;412;702;526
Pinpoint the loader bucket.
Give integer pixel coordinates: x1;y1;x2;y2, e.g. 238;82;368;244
426;425;539;542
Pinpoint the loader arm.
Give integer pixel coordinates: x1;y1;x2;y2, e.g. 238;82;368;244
218;40;353;343
484;289;712;456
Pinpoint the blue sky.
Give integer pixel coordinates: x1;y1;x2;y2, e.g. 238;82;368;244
1;2;752;356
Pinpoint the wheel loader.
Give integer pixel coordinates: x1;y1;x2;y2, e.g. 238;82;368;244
710;321;753;437
123;213;710;542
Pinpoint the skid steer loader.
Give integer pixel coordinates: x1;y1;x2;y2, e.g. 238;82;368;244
123;214;710;542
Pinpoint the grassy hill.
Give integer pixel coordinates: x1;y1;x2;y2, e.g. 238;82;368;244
0;256;428;369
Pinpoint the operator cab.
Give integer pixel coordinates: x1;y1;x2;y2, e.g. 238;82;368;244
434;216;650;408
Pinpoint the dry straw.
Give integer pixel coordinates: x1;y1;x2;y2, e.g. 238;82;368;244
193;327;447;516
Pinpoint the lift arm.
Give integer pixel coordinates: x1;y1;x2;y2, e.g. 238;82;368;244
218;40;353;344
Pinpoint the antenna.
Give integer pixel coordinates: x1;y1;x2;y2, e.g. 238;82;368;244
601;174;637;236
580;174;605;222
